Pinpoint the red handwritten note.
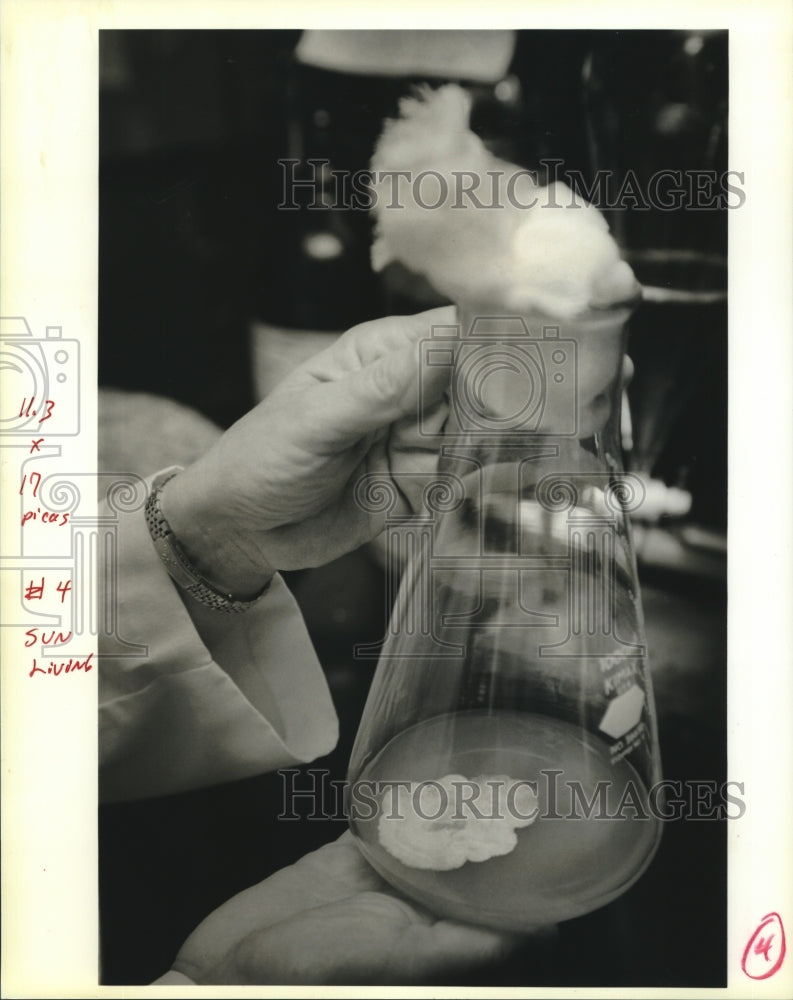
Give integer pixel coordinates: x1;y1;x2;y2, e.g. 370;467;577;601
742;912;786;980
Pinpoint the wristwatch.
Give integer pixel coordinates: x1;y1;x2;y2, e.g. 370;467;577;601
144;466;271;613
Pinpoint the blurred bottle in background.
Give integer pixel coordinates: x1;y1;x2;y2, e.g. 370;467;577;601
250;30;522;394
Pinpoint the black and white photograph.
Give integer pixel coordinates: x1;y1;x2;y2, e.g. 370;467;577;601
1;5;791;997
97;27;730;987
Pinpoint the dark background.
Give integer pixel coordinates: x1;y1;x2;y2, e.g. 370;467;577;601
99;29;728;986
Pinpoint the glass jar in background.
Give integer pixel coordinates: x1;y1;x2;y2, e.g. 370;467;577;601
581;31;728;529
252;41;524;394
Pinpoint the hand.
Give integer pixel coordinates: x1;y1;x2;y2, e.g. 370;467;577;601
163;308;454;597
165;832;528;985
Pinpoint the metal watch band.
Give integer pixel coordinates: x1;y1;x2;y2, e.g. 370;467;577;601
144;466;270;613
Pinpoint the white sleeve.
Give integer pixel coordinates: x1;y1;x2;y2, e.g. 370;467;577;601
99;479;339;803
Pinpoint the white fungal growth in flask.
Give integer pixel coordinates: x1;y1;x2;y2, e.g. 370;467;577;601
377;773;539;871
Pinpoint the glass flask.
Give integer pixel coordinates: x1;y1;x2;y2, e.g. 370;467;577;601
347;301;662;931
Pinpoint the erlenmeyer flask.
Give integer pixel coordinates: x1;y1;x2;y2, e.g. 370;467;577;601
347;301;662;931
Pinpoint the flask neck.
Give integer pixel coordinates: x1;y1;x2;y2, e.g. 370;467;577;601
439;307;630;479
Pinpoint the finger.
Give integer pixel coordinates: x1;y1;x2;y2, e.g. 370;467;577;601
175;830;385;977
308;338;451;444
407;918;557;982
621;354;635;388
347;306;458;358
390;398;448;449
301;306;457;381
621;389;633;451
399;919;525;983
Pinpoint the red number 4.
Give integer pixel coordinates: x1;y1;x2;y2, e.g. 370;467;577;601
742;912;786;980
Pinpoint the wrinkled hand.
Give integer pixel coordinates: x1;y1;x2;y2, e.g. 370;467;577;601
166;832;525;985
163;308;453;596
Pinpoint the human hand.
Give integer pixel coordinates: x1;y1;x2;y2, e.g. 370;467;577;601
164;831;529;985
163;308;454;597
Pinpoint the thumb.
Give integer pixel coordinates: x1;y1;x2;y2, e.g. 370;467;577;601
403;921;524;983
408;920;556;982
316;339;450;441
